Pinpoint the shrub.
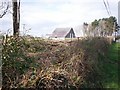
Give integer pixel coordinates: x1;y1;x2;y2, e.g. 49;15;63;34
2;36;110;88
2;36;34;88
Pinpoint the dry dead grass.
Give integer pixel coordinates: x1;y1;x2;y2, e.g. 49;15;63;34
2;36;110;89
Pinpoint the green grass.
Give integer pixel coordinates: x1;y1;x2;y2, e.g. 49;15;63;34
107;43;119;62
100;42;120;88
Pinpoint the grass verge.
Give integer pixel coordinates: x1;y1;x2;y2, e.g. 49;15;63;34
99;42;120;88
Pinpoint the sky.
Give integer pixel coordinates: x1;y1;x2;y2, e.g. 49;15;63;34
0;0;119;37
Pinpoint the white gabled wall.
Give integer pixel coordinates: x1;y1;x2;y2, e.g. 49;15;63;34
51;37;65;40
73;25;86;38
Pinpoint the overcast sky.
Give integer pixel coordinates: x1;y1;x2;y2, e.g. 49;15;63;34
0;0;119;37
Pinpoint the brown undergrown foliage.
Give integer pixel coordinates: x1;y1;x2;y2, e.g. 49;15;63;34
72;37;109;87
2;36;110;89
2;36;36;88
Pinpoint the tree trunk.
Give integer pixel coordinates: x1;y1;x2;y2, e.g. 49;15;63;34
12;0;20;36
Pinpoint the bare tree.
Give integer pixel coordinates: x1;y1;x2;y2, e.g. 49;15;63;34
0;1;9;18
12;0;20;36
83;22;88;37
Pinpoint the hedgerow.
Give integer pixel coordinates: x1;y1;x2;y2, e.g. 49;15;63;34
2;36;110;89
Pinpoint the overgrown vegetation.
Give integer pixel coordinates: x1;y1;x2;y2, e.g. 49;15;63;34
2;36;34;88
2;36;119;89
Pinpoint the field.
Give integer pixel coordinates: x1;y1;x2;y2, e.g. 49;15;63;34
1;36;119;89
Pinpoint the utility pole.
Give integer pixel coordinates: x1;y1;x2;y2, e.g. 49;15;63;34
113;22;116;43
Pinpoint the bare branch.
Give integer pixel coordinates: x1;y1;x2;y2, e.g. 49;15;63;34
0;2;4;10
0;2;9;18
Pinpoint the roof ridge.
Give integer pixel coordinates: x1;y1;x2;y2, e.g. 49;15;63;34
51;28;73;38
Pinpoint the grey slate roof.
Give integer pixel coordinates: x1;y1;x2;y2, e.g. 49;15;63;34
50;28;73;38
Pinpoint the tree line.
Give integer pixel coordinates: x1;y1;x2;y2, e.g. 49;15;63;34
83;16;118;37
